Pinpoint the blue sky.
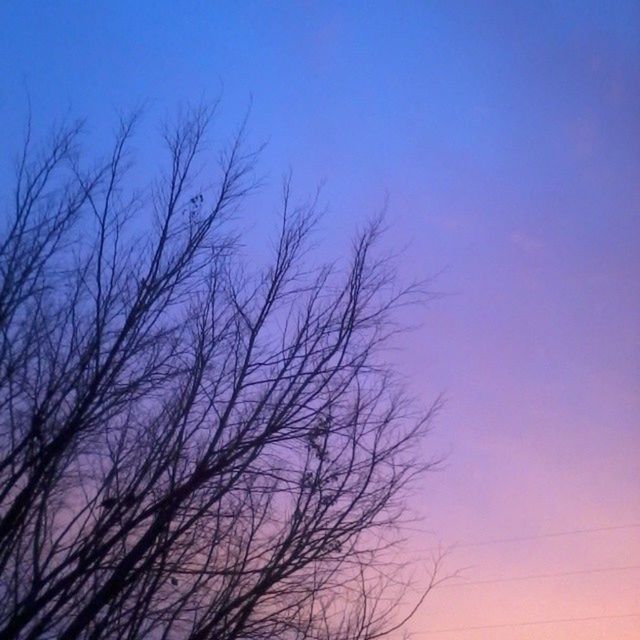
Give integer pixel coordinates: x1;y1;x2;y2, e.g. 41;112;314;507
2;2;639;636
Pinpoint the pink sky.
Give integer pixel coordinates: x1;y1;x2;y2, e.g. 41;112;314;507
1;2;638;637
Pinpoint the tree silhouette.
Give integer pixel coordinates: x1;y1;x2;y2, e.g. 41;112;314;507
0;105;441;640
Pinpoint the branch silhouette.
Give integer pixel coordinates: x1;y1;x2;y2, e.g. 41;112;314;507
0;104;440;640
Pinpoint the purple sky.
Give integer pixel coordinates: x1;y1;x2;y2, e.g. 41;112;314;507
1;2;639;636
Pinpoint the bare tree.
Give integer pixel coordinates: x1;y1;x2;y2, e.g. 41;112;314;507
0;104;441;640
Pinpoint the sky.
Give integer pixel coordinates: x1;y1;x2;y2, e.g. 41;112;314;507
1;1;639;637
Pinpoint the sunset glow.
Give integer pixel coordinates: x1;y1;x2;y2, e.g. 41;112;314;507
1;2;638;638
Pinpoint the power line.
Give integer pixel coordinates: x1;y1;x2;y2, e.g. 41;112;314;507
412;522;640;552
436;563;640;588
455;523;640;548
413;612;640;634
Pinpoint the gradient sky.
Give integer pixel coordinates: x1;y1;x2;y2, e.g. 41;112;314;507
1;2;639;637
